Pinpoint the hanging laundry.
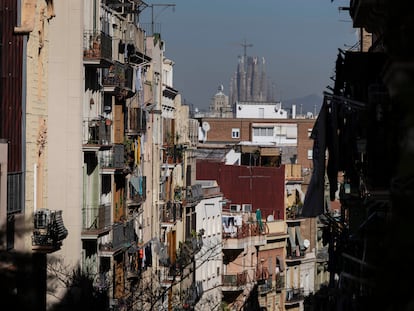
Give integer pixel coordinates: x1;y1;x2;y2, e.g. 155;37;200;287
118;40;125;54
303;100;329;217
135;66;142;93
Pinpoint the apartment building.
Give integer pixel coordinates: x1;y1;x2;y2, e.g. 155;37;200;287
302;1;414;310
193;180;224;310
0;1;80;309
81;1;148;309
194;112;331;311
1;0;202;310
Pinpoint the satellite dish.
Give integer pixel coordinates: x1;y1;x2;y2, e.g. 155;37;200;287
202;121;210;132
303;239;310;249
267;215;274;222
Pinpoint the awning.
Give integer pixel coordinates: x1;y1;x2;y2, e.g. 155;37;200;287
241;145;259;153
295;224;305;250
130;176;140;193
276;255;285;272
260;147;280;156
287;226;296;248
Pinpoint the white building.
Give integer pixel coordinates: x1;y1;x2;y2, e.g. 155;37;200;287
235;101;288;119
195;180;224;311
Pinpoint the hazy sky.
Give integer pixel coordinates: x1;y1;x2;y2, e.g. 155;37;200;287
140;0;357;111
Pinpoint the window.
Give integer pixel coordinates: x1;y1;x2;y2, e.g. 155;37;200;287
242;204;252;212
308;128;312;137
253;127;273;137
307;149;313;160
232;128;240;138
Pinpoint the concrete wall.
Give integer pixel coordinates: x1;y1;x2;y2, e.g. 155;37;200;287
46;0;83;304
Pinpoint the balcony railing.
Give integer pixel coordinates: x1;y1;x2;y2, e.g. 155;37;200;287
83;31;112;63
222;220;267;239
99;220;135;254
286;204;303;220
222;271;248;289
222;219;267;249
82;204;111;233
185;184;203;204
126;107;147;135
276;273;285;292
102;63;133;90
127;176;146;205
258;278;273;294
162;144;184;164
32;209;68;253
285;287;304;304
83;118;112;146
100;145;125;169
161;202;183;223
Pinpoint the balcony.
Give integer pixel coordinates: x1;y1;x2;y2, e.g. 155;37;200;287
99;144;125;171
349;0;387;33
81;204;111;238
127;176;146;206
32;209;68;253
159;259;182;287
222;220;266;250
286;225;306;261
102;63;134;99
222;271;248;291
125;41;151;65
83;118;112;148
162;144;184;164
286;204;306;222
99;220;135;256
258;278;273;294
184;184;203;204
126;107;147;135
126;245;140;280
275;273;285;293
182;282;203;310
161;201;183;224
285;287;304;305
83;31;112;67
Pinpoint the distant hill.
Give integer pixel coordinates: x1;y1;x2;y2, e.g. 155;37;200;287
283;93;323;116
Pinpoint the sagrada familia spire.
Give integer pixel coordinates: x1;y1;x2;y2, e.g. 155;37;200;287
230;55;275;105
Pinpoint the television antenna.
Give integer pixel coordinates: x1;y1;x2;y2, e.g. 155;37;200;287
149;3;176;35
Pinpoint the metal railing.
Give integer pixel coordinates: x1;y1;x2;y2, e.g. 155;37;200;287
82;204;111;230
222;271;248;287
83;118;111;145
83;31;112;60
285;287;304;303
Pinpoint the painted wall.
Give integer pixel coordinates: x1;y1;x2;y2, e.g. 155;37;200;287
196;161;285;220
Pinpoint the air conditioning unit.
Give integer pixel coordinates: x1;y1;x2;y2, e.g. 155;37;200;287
242;204;252;213
230;204;241;212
